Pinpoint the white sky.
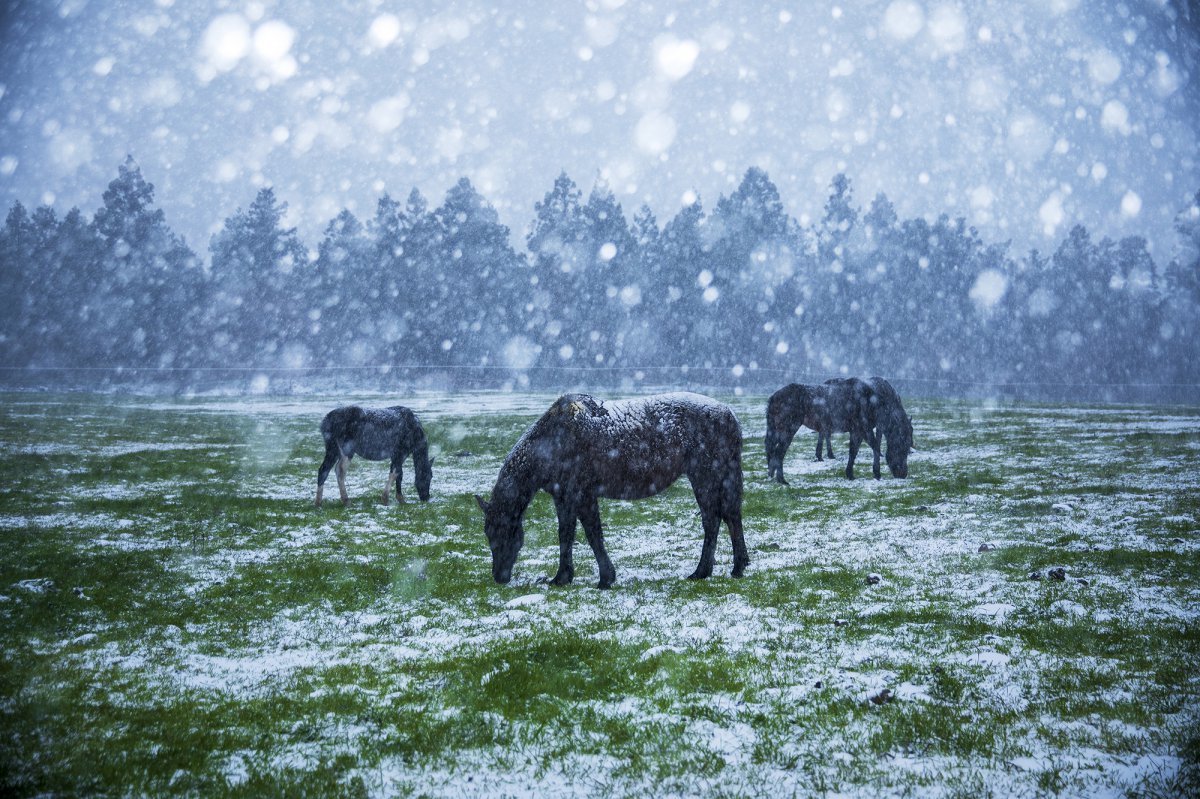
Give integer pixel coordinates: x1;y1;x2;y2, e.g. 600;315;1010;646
0;0;1196;259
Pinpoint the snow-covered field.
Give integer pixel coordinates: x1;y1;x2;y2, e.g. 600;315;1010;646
1;391;1198;797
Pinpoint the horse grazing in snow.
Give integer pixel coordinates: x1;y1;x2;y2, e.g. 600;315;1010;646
316;405;433;507
475;392;748;589
765;378;883;482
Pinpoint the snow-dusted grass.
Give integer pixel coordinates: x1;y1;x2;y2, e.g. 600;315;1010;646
1;391;1198;797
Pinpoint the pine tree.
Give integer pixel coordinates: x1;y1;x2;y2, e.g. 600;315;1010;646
90;157;202;367
527;172;586;368
654;197;708;367
208;187;308;366
708;168;792;368
310;209;371;366
434;178;527;366
394;188;443;364
1163;190;1200;384
577;183;636;367
0;202;35;361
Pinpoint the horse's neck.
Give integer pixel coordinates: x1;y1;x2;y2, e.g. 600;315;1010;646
497;446;541;512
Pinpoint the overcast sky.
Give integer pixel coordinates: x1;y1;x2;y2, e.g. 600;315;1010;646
1;0;1197;260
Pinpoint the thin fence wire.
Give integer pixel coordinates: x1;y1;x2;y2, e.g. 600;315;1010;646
0;363;1196;403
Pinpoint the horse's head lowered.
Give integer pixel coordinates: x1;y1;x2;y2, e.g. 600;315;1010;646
885;416;913;478
415;451;435;501
475;488;524;584
764;385;809;483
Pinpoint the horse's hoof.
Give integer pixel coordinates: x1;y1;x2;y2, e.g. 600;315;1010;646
550;571;573;586
686;570;712;580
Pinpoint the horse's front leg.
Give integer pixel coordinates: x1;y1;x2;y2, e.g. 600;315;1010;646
336;453;351;504
551;494;577;586
845;432;861;480
384;455;404;504
578;497;616;589
814;431;825;461
869;428;881;480
826;433;835;460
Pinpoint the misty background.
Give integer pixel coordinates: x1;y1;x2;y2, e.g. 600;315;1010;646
0;1;1198;399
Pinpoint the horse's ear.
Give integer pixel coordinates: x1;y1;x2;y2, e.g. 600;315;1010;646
474;493;490;514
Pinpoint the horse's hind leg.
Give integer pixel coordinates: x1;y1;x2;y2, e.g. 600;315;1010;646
688;481;722;580
578;498;615;589
845;432;860;480
826;434;834;460
724;512;749;578
815;432;824;461
717;453;748;577
316;443;339;507
870;429;881;480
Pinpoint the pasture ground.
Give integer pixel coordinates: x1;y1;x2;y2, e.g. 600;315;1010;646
0;391;1198;798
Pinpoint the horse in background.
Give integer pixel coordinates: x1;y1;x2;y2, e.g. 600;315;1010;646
765;378;883;482
475;392;748;589
316;405;434;506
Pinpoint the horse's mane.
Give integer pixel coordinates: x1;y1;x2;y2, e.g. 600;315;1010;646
545;393;609;420
767;384;813;423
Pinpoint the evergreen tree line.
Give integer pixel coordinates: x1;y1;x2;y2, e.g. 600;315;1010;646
2;157;1198;395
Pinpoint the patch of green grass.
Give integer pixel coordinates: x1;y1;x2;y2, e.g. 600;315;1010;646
3;392;1200;797
864;701;1016;759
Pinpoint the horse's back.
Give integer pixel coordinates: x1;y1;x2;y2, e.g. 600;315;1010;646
604;392;740;449
322;405;419;460
820;378;875;431
533;392;740;499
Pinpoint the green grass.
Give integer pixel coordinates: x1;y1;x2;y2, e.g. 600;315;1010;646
1;391;1198;797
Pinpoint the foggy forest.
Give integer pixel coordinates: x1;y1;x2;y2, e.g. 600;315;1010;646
2;158;1198;398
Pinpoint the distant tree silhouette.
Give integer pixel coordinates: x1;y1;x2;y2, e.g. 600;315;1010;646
208;186;308;365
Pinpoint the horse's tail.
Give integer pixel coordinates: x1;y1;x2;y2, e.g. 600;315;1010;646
320;410;337;443
321;406;361;445
718;408;744;521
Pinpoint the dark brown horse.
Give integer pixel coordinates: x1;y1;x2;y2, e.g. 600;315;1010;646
475;392;748;589
765;378;882;482
316;405;433;506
